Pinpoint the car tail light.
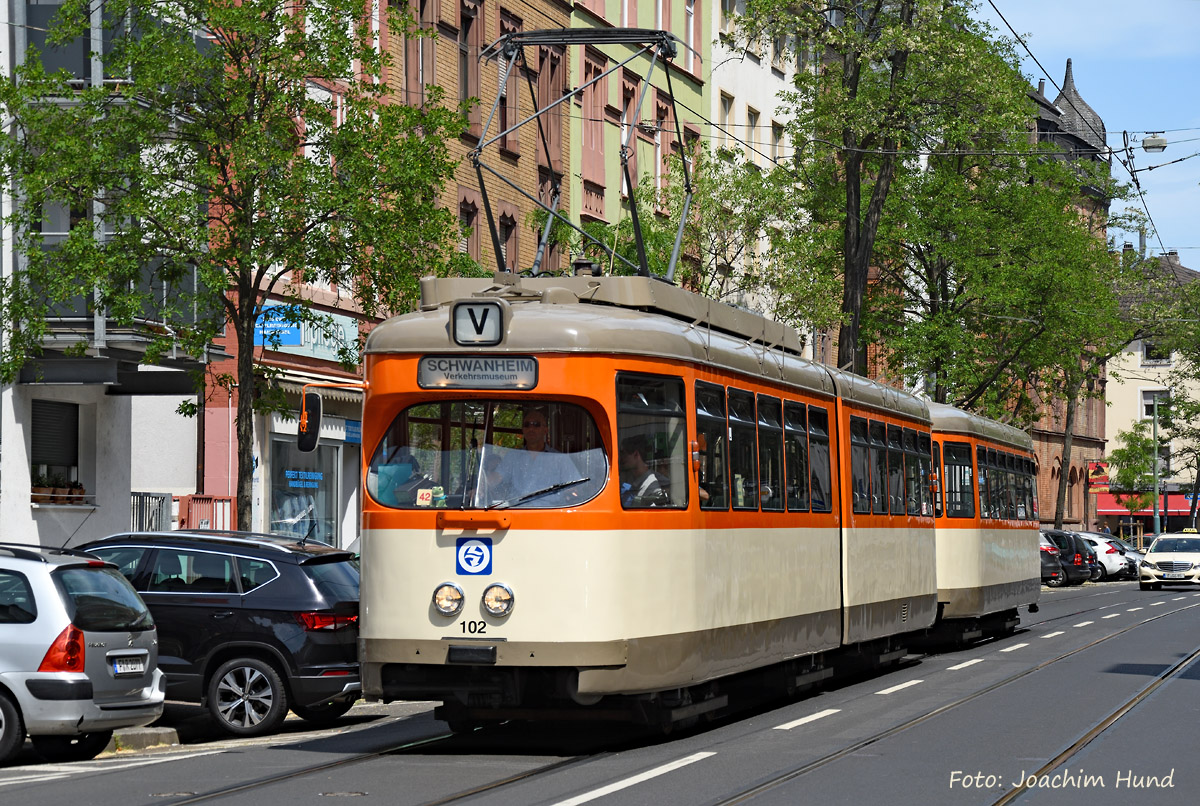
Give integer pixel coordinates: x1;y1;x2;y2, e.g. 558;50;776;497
296;612;358;631
1073;553;1083;566
1040;545;1060;555
1104;547;1118;554
39;625;85;672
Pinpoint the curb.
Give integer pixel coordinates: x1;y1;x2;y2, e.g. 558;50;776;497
108;726;180;753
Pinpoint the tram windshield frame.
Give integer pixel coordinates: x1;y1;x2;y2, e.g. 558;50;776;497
366;400;608;510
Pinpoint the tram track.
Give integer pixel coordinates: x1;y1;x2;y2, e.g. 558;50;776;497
705;597;1200;806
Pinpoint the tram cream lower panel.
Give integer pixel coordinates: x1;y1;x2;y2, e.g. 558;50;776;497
359;525;843;694
840;524;938;644
934;526;1041;619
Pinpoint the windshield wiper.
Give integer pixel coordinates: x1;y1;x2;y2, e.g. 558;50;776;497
488;477;591;510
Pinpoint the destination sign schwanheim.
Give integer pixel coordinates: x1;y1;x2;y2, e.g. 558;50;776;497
417;356;538;389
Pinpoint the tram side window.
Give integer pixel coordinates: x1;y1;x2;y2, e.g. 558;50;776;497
808;407;833;512
695;381;729;510
1005;454;1019;519
850;417;870;514
976;446;990;519
728;389;758;510
887;425;904;515
944;442;975;518
869;421;888;514
783;401;809;512
617;373;688;509
932;441;943;517
903;429;925;516
758;395;785;512
988;450;1003;519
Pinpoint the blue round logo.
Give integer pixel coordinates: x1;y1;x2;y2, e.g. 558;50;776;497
457;539;492;574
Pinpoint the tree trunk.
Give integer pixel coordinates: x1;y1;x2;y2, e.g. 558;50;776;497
235;306;257;530
1053;385;1079;531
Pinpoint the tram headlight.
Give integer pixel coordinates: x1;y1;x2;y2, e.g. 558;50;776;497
432;582;465;616
482;583;515;617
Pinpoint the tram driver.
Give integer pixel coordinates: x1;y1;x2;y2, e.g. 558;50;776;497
619;435;670;507
492;406;582;505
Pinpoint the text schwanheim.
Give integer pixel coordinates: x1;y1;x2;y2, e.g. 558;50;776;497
419;356;537;389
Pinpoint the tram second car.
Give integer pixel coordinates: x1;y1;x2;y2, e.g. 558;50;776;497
302;275;1040;728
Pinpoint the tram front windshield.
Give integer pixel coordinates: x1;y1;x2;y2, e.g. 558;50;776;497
367;401;607;510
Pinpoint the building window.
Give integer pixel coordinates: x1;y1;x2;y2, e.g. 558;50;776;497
458;188;481;261
620;73;640;198
623;0;638;26
404;0;436;105
31;399;79;485
498;206;518;271
684;0;695;72
720;0;736;33
771;121;783;164
1142;389;1170;419
719;92;734;153
459;0;482;135
1142;339;1171;366
536;45;565;175
745;106;760;165
499;9;522;154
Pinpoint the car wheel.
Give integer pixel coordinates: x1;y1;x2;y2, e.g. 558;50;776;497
1046;572;1066;588
1096;565;1108;581
291;699;355;725
30;731;113;762
0;693;25;764
207;658;288;737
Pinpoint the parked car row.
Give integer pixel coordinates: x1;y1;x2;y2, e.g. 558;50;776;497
1039;529;1142;587
1;531;360;764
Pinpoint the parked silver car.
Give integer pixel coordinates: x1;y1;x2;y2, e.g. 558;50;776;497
1;543;165;763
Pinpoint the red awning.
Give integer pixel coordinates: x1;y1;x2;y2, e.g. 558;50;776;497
1094;491;1195;516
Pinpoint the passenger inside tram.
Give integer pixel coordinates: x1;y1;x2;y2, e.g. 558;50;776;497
490;406;586;506
619;434;670;507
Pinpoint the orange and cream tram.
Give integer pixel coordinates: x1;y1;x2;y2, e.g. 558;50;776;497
300;274;1040;729
929;403;1041;640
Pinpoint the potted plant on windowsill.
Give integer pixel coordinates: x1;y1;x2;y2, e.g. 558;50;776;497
31;473;53;504
48;473;69;504
66;479;87;503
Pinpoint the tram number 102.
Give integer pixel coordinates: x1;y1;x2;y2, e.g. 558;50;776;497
461;620;488;634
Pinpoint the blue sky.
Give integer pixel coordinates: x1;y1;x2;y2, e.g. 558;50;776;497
973;0;1200;263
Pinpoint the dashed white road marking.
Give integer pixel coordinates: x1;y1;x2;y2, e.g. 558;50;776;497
551;752;717;806
1074;621;1094;627
774;708;841;731
0;750;224;787
1173;597;1186;601
876;680;923;695
1042;631;1064;638
947;659;984;671
1151;602;1165;607
1103;613;1121;619
1000;643;1028;653
1127;607;1144;612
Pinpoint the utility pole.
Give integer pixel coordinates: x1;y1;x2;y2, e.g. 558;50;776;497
1153;396;1161;535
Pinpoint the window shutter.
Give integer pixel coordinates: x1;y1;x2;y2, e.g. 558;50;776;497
31;400;79;467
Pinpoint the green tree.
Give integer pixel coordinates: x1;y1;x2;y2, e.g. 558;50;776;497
1;0;473;526
736;0;1033;374
1106;418;1164;521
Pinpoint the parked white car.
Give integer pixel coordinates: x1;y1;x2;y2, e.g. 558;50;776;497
1;543;165;763
1077;533;1130;581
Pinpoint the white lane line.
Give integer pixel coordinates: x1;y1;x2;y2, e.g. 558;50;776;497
552;752;717;806
1173;597;1186;601
1151;602;1166;607
774;708;841;731
0;750;224;787
947;659;984;671
876;680;923;695
1074;621;1094;627
1000;643;1028;652
1103;613;1121;619
1042;631;1064;638
1127;607;1144;612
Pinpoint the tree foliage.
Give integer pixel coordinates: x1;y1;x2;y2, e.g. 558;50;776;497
1106;418;1165;517
1;0;473;525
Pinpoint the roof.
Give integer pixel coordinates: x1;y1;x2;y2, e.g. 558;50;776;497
1051;59;1106;153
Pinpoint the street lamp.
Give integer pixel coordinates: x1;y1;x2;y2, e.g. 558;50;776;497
1152;396;1161;535
1142;133;1168;154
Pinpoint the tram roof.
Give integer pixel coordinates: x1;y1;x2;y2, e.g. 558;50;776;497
367;274;929;422
928;402;1032;452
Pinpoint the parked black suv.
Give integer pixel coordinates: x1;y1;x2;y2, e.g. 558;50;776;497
81;530;359;737
1041;529;1095;586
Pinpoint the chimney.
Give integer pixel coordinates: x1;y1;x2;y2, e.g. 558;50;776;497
1038;79;1045;95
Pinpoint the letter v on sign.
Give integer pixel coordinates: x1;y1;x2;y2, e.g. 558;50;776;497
452;300;505;346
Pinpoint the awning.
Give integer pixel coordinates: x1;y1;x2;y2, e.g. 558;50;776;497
1094;491;1195;516
273;370;364;404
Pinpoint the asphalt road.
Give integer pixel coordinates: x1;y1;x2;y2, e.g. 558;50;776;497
3;580;1198;806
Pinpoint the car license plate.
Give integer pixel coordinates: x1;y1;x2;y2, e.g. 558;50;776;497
113;657;145;676
1163;572;1186;580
